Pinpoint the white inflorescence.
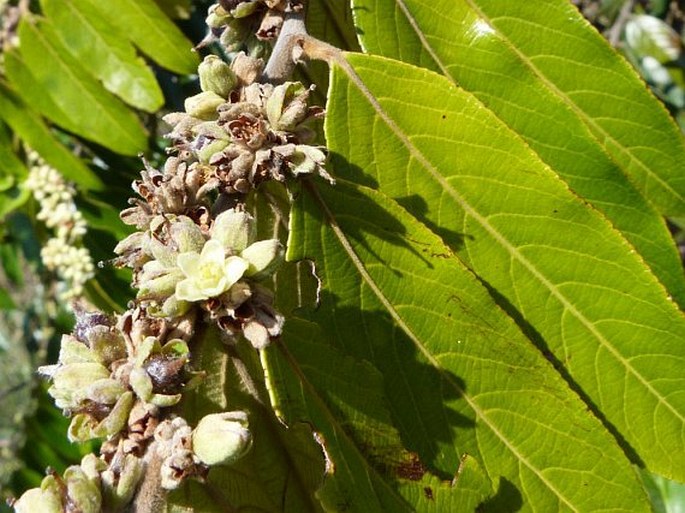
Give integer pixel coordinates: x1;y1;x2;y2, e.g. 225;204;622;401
25;154;94;300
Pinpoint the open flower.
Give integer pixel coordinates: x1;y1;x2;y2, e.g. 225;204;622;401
175;239;249;302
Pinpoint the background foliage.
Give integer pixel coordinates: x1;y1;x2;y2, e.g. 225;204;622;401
0;0;684;512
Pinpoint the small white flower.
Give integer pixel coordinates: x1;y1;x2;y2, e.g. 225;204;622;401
175;239;249;302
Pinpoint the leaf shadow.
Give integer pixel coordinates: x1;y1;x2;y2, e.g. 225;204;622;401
478;276;645;469
477;477;523;513
300;290;475;485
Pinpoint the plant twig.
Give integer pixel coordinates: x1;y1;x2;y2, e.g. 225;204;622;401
607;0;636;47
262;9;308;84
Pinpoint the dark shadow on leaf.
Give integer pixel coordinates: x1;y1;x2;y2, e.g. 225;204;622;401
329;151;378;189
477;477;523;513
478;276;645;468
394;194;470;253
302;178;432;271
295;290;474;483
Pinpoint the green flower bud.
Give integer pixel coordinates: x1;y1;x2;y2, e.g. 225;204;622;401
85;378;127;405
64;466;102;513
138;266;185;300
12;482;62;513
192;411;252;466
205;4;230;28
199;55;236;98
170;216;207;254
184;91;225;120
266;82;310;131
113;454;144;508
49;362;111;409
241;239;284;279
231;0;259;18
58;335;97;364
211;209;256;252
92;391;134;438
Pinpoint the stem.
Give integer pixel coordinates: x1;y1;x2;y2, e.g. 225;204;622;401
262;9;308;84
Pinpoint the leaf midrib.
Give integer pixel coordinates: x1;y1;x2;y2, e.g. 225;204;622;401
392;0;685;207
335;54;685;429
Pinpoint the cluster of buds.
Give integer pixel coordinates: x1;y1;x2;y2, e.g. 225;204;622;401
25;155;94;300
163;51;331;196
202;0;304;52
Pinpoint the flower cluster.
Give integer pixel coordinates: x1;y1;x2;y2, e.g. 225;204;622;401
13;6;330;511
202;0;304;52
25;156;94;300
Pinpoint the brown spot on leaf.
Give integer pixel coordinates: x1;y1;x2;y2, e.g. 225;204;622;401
395;453;427;481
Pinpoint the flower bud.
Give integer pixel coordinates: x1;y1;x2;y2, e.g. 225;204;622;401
12;481;62;513
241;239;284;279
211;209;255;252
266;82;310;131
231;0;259;18
184;91;225;120
192;411;252;466
206;4;230;28
49;362;111;409
199;55;236;98
64;466;102;513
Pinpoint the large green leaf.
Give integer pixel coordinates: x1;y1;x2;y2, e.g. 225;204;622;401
324;53;685;484
285;179;652;511
351;0;685;307
16;18;147;155
79;0;198;75
41;0;164;113
0;82;102;190
351;0;685;218
264;319;494;512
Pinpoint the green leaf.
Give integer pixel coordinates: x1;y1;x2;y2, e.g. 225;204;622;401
16;17;148;155
3;49;79;133
263;319;494;512
325;52;685;485
0;82;103;191
352;0;685;217
286;178;653;511
41;0;164;113
0;288;15;310
0;121;30;218
152;0;192;19
79;0;199;75
351;0;685;306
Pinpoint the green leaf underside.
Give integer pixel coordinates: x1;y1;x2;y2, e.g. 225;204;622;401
264;319;494;512
169;326;325;513
351;0;685;307
78;0;199;75
0;82;102;190
287;179;652;512
352;0;685;217
17;18;147;155
325;53;685;484
41;0;164;113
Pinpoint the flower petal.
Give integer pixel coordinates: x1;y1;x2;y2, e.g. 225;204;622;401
224;256;249;287
176;251;201;278
175;278;208;302
200;239;227;264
